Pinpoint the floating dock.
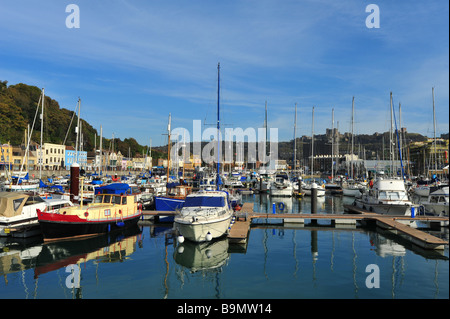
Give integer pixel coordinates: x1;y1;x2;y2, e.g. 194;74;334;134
140;203;448;250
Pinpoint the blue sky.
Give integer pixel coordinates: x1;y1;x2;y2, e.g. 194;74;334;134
0;0;448;147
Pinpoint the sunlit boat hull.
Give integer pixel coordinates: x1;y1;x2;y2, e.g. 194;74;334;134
37;211;142;241
175;214;232;242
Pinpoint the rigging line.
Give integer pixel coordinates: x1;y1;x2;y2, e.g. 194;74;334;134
392;98;405;181
63;103;78;146
18;93;41;175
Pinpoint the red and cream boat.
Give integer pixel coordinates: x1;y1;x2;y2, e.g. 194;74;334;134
37;192;142;241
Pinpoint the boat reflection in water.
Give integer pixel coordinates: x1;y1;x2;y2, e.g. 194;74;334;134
174;237;230;273
34;226;141;279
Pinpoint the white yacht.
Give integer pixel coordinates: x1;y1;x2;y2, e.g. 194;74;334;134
355;178;412;215
269;173;293;197
342;181;364;198
0;192;72;237
302;181;326;197
420;186;448;217
174;190;233;242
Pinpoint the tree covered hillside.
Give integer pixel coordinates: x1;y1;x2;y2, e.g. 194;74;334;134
0;81;163;159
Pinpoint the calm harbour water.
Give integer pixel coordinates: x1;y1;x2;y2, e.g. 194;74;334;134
1;194;448;300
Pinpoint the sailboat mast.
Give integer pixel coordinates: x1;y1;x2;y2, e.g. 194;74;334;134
432;87;437;176
293;103;297;171
351;97;354;180
331;108;334;181
167;113;171;182
75;98;81;164
311;106;315;179
390;92;393;176
265;101;268;144
100;125;103;175
39;88;44;180
217;62;221;190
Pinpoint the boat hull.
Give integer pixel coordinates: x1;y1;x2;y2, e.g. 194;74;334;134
422;203;449;217
37;212;142;241
270;187;293;197
342;188;362;197
354;200;411;216
414;186;430;197
302;188;326;197
174;215;232;242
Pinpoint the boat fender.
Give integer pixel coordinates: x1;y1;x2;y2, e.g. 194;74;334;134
119;209;122;214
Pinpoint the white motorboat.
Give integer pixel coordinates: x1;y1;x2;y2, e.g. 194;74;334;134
0;179;40;192
174;190;233;242
302;182;326;197
420;186;449;217
269;173;293;197
414;185;431;197
342;180;364;197
355;178;412;215
255;173;273;193
0;192;72;237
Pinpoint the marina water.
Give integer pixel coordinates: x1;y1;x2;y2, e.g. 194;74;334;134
1;193;448;299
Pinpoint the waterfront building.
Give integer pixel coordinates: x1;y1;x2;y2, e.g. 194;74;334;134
11;145;37;171
0;144;12;171
64;145;87;169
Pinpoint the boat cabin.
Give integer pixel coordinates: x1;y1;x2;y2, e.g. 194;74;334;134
93;193;136;205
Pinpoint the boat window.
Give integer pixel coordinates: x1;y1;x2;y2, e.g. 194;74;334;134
94;195;103;203
103;195;111;203
113;196;121;205
25;196;45;205
431;196;438;203
388;192;400;200
439;196;446;203
183;196;225;208
397;191;407;200
122;197;127;205
13;198;25;211
378;191;387;199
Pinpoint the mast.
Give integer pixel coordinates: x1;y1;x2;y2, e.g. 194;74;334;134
149;138;152;171
432;87;437;177
99;125;103;175
390;92;393;176
39;88;44;180
351;96;354;180
265;101;268;145
331;108;334;181
311;106;315;180
293;103;297;172
167;113;171;182
25;125;29;172
399;102;403;165
336;120;340;175
75;98;81;164
217;62;221;190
